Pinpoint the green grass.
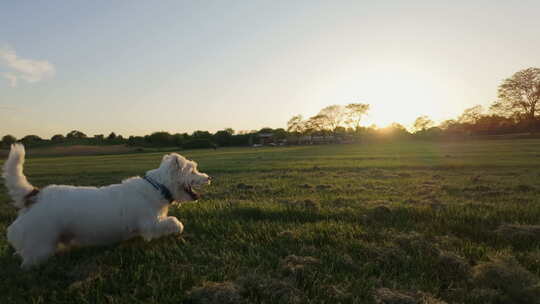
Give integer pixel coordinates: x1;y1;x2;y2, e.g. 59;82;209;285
1;140;540;303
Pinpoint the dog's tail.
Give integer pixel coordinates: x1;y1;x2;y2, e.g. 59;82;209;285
2;143;35;209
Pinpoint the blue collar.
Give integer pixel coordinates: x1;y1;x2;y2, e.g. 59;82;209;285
143;175;174;203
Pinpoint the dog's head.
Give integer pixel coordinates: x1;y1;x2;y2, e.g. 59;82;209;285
159;153;211;202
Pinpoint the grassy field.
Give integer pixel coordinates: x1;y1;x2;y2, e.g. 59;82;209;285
1;140;540;303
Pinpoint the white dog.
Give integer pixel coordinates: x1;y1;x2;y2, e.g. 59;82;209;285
2;144;211;269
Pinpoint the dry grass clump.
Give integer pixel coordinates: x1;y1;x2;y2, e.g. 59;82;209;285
382;233;471;284
321;284;352;301
436;251;471;282
495;224;540;243
238;274;304;304
374;288;417;304
471;256;540;304
280;255;321;277
277;230;298;239
186;281;245;304
394;233;439;257
187;273;305;304
374;288;447;304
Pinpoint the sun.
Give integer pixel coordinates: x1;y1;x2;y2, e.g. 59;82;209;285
332;62;465;129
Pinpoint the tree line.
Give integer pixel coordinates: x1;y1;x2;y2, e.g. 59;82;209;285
286;67;540;140
0;128;289;149
2;67;539;149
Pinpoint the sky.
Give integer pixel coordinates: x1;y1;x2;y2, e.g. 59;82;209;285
1;0;540;138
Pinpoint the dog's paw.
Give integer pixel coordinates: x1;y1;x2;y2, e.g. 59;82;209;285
167;217;184;235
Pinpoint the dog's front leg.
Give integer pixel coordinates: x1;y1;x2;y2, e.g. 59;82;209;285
139;217;184;241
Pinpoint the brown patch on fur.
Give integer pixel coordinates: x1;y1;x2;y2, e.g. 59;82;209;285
24;188;40;208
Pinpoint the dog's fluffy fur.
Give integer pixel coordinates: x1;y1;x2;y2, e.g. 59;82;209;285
2;144;211;269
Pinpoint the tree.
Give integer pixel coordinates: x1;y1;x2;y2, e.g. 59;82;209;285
171;133;184;146
51;134;65;142
287;115;305;134
413;115;435;132
273;128;287;140
21;135;42;145
345;103;370;130
458;105;484;124
192;130;212;139
127;136;145;146
2;134;17;147
107;132;117;140
258;127;274;134
491;67;540;120
66;130;87;139
214;130;233;146
306;114;329;133
147;132;173;146
439;119;458;130
317;105;346;131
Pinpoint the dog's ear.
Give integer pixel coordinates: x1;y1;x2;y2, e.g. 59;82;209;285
174;156;181;169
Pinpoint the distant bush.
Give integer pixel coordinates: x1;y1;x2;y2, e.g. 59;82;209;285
183;139;216;149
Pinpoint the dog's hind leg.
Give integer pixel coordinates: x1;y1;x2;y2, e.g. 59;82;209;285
139;217;184;241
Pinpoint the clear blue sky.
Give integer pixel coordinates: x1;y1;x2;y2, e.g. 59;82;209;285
1;1;540;138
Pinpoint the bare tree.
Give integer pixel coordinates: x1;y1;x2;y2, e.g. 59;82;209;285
345;103;370;130
490;67;540;120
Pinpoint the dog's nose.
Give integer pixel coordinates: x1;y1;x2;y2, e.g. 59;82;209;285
208;176;213;181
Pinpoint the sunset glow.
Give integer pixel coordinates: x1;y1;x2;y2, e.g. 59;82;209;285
1;1;540;137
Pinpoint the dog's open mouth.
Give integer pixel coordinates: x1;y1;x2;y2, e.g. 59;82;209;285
184;185;201;200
